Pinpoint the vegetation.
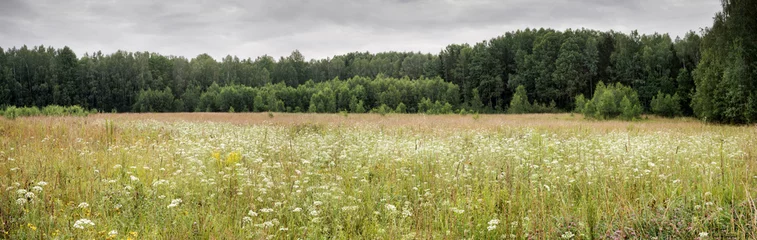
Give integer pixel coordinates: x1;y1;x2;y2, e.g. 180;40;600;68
690;0;757;124
1;114;755;239
576;81;642;120
650;91;683;118
0;105;93;119
1;0;754;123
0;29;702;117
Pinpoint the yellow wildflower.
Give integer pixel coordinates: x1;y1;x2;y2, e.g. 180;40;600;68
226;151;242;165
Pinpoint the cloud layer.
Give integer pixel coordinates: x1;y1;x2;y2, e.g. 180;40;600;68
0;0;720;60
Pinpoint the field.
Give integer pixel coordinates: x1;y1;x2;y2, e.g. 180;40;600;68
1;113;756;239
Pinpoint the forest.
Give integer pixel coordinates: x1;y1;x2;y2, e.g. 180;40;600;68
0;0;754;123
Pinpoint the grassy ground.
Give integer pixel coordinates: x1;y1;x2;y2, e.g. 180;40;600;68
1;113;755;239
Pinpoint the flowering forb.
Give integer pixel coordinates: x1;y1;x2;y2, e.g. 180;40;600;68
73;219;95;229
167;198;182;208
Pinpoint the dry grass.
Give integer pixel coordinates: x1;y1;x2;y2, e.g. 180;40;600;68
88;112;728;132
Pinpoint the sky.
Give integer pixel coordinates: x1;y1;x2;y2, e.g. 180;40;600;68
0;0;721;60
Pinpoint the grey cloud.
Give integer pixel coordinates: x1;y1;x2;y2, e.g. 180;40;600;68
0;0;720;60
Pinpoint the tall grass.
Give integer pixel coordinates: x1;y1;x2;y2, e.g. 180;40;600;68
0;115;755;239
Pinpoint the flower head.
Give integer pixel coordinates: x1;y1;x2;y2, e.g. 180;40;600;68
73;219;95;229
385;204;397;213
167;198;182;208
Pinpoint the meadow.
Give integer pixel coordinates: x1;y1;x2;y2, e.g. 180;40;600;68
1;113;755;239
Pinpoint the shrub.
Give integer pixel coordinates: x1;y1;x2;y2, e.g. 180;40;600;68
574;94;586;113
133;88;176;112
650;91;682;118
579;81;642;120
508;85;531;114
395;102;407;114
1;105;93;119
373;104;391;116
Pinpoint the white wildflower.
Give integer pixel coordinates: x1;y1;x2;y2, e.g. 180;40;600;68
167;198;182;208
152;179;169;187
450;207;465;214
385;204;397;213
488;219;500;226
16;198;27;205
32;186;43;193
260;221;274;228
402;208;413;217
341;206;359;212
36;181;48;186
108;230;118;236
309;210;319;216
73;218;95;229
78;202;89;209
699;232;708;238
130;175;139;182
248;210;258;216
561;231;575;239
292;207;302;212
243;216;252;223
260;208;274;213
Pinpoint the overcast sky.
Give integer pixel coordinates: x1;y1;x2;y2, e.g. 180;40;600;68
0;0;720;60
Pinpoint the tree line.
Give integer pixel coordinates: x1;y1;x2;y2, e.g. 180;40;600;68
0;0;754;123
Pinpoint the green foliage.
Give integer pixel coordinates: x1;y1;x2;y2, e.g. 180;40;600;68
691;0;757;124
469;88;484;113
508;85;559;114
417;97;453;114
1;105;92;119
395;102;407;114
508;85;531;114
574;94;587;113
372;104;391;116
580;81;642;120
650;91;682;117
531;100;560;114
3;20;750;123
133;87;176;112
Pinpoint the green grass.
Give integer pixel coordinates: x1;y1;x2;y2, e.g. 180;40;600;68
1;115;755;239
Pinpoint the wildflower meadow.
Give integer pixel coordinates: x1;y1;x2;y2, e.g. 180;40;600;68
1;113;755;239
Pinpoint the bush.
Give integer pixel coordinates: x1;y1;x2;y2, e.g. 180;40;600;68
372;104;392;116
508;85;558;114
132;88;176;112
508;85;531;114
574;94;587;113
650;91;682;118
395;102;407;113
531;100;560;113
1;105;93;119
579;81;642;120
